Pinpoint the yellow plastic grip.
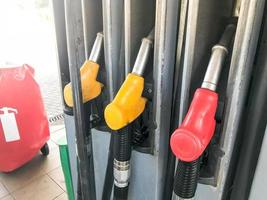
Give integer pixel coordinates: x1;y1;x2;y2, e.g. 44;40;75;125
104;73;147;130
64;60;103;107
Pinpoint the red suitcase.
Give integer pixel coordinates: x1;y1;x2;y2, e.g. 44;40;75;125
0;64;50;172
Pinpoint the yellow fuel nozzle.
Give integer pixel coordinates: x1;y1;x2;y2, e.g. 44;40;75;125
104;73;147;130
105;30;154;130
64;33;104;107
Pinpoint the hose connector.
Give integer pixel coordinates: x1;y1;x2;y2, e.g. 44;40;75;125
114;160;130;188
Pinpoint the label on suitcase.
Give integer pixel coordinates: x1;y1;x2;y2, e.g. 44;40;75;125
0;107;20;142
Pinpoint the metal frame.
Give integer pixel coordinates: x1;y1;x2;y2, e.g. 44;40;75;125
151;0;180;199
230;3;267;199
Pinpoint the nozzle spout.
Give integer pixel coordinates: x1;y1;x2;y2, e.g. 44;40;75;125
89;32;104;63
132;28;154;76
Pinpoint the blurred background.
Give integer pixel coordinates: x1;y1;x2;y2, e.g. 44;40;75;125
0;1;67;200
0;0;63;118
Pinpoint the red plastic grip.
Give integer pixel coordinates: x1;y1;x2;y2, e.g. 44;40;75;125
170;88;218;162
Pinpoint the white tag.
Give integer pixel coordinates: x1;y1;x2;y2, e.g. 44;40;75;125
0;107;20;142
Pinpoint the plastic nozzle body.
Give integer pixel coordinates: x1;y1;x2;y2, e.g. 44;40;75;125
170;88;218;162
104;73;147;130
64;60;102;107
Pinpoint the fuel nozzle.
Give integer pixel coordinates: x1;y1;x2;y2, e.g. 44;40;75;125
104;29;154;131
104;28;154;200
170;24;236;199
170;24;236;162
64;32;104;107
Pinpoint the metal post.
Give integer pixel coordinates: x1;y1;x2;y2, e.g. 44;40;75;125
51;1;79;198
153;0;180;199
102;1;124;199
81;0;103;60
64;0;96;199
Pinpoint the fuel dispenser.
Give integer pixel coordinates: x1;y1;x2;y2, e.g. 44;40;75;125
52;0;267;199
104;29;154;199
170;24;236;199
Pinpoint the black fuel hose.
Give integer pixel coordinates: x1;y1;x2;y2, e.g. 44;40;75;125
113;126;132;200
173;159;200;198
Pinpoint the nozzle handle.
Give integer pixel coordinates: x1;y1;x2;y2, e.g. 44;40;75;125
170;88;218;161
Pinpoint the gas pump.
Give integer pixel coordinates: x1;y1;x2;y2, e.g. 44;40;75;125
170;24;236;199
52;0;267;199
104;29;154;199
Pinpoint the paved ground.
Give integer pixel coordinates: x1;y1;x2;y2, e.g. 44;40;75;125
0;125;67;200
36;65;64;123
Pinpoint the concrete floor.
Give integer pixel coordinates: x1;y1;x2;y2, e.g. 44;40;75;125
0;125;67;200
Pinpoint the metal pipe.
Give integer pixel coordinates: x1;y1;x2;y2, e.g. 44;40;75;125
102;1;125;199
202;24;236;91
51;1;79;199
64;0;96;199
163;1;188;198
179;0;200;125
124;0;131;76
232;0;241;17
201;46;228;91
132;29;154;76
89;32;104;63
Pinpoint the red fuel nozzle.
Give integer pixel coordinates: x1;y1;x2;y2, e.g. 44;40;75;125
170;24;236;162
170;88;218;161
